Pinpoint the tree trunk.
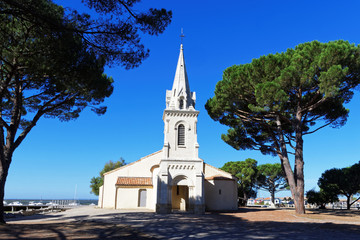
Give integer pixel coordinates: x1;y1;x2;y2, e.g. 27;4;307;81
0;151;12;224
293;188;305;214
0;167;8;224
243;191;248;206
293;106;305;215
271;189;275;205
293;153;305;214
275;114;306;214
276;142;306;214
346;196;351;210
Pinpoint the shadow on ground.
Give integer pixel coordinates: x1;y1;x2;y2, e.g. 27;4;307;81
0;221;156;240
306;208;360;217
1;209;360;239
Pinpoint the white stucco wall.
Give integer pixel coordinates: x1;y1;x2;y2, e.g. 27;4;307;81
116;187;154;209
203;163;238;211
100;150;162;209
98;185;103;207
204;179;238;210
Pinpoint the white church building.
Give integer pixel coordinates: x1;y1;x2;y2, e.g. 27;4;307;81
98;44;238;213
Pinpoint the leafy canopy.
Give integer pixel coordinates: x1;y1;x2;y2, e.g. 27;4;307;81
1;0;172;68
90;158;126;196
306;189;338;209
318;161;360;209
0;0;115;151
206;40;360;155
257;163;288;194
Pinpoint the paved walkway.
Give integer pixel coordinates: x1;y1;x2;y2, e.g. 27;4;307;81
2;206;360;239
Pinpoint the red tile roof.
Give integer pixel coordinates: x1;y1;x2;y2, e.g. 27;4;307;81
116;177;152;186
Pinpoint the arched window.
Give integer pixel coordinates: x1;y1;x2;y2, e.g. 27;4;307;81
179;99;184;109
178;124;185;146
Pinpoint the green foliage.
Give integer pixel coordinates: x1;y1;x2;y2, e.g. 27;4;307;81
206;40;360;213
90;158;126;196
318;161;360;209
2;0;172;68
0;0;114;147
221;158;258;205
206;40;360;155
306;189;338;209
257;163;288;203
90;176;103;196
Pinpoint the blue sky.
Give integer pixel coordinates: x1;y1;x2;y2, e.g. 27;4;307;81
5;0;360;199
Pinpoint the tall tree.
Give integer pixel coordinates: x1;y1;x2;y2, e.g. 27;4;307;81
257;163;288;205
221;158;258;206
318;162;360;210
0;0;171;223
206;40;360;214
90;158;126;196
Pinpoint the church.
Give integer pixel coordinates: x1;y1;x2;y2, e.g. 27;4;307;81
98;44;238;213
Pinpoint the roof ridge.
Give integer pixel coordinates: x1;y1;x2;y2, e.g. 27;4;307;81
204;163;237;180
104;150;162;176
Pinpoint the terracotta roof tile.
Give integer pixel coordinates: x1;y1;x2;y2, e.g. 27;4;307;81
116;177;152;186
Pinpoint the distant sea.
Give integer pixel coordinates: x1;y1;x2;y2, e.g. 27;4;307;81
4;199;98;205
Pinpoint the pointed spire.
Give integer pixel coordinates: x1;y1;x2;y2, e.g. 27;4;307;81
166;44;196;110
172;44;191;98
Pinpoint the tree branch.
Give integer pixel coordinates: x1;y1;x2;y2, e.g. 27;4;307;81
0;117;10;131
284;133;296;150
301;96;326;113
303;121;334;135
350;196;360;207
117;0;138;20
13;93;77;149
6;70;22;151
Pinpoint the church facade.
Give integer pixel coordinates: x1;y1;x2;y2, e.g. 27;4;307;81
98;44;238;213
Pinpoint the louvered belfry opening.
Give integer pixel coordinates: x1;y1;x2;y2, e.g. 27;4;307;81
178;124;185;145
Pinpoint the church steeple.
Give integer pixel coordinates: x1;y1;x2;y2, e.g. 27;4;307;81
166;44;196;110
162;43;200;161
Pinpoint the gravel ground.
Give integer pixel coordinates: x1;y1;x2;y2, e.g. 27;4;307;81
1;206;360;239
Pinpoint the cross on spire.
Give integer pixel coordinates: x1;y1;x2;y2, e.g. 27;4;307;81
180;28;185;44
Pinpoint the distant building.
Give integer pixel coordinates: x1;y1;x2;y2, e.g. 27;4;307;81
98;44;238;213
263;197;282;205
247;198;255;206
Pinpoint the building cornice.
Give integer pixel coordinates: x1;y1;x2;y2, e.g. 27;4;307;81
161;159;203;163
162;109;199;120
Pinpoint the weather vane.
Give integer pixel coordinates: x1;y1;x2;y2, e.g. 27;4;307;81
180;28;185;44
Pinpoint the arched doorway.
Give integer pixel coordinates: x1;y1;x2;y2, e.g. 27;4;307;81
171;175;191;211
171;185;189;211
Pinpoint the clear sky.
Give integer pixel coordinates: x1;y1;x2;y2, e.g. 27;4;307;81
5;0;360;200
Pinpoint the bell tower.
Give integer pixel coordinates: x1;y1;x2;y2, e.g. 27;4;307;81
162;44;199;160
157;44;204;214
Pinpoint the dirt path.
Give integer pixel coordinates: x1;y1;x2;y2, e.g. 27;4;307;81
1;207;360;239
